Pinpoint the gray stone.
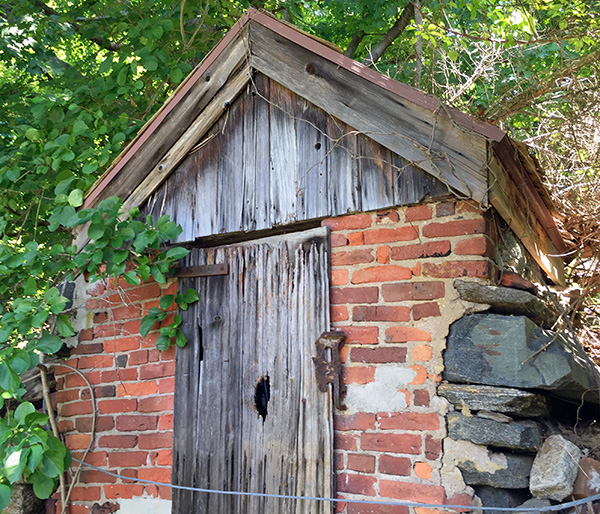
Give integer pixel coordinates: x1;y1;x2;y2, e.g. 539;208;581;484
514;498;552;514
443;314;600;404
4;482;43;514
458;451;534;489
448;412;541;451
473;486;530;514
530;434;581;501
477;411;513;423
438;383;549;417
454;279;560;329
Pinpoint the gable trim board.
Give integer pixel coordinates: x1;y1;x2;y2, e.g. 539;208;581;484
77;8;566;284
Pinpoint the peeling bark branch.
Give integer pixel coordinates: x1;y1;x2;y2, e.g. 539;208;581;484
34;0;122;51
362;2;415;66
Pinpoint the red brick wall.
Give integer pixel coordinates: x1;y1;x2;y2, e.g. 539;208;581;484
324;201;492;513
52;199;493;513
51;278;177;513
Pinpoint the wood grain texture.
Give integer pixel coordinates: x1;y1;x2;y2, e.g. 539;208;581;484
172;228;332;513
248;23;489;203
141;74;449;243
489;155;565;285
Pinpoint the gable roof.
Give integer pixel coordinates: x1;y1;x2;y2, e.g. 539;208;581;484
78;8;566;284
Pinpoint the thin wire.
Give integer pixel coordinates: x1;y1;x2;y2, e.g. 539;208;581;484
70;457;600;512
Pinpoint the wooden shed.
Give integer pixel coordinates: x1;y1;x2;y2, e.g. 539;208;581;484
57;8;571;514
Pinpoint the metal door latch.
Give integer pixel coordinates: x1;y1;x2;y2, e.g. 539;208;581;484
313;332;347;411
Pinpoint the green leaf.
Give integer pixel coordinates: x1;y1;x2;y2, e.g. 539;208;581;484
68;189;84;208
31;309;49;329
15;402;36;424
35;334;63;354
140;316;157;338
4;448;29;483
56;314;75;337
175;329;187;348
151;267;165;284
0;484;12;510
159;295;174;310
32;472;55;499
142;55;158;71
25;128;40;141
0;363;19;390
156;334;170;351
23;276;37;296
181;288;199;304
38;454;61;478
170;67;183;83
165;247;189;260
9;350;30;374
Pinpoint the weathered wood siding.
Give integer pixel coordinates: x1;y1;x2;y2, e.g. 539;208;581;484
172;228;332;513
141;74;448;242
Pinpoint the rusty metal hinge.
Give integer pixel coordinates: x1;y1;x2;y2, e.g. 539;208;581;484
313;331;347;411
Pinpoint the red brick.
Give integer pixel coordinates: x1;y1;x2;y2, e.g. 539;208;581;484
350;347;406;363
347;504;408;514
117;381;158;397
98;399;137;414
103;337;140;353
353;306;410;322
435;202;455;217
78;328;94;341
331;249;374;266
363;227;419;244
104;485;145;499
410;365;428;385
391;241;451;261
331;306;349;322
352;266;412;284
414;389;430;406
457;200;484;214
412;345;433;362
87;282;106;296
98;435;138;448
53;389;80;404
322;214;372;231
335;453;344;470
123;320;141;335
447;492;474;511
86;385;116;399
139;362;176;380
422;260;491;278
342;366;376;385
412;302;441;320
339;326;379;345
337;473;376;496
385;327;431;343
138;467;172;483
334;413;376;431
361;433;421;454
76;416;115;433
376;246;390;264
348;232;365;246
331;233;349;247
423;219;486;238
93;324;122;339
139;396;174;412
331;287;379;304
156;449;172;466
61;401;94;417
70;451;107;467
159;377;175;394
347;453;376;473
499;271;536;293
454;237;488;256
80;469;118;484
425;435;442;460
93;311;109;324
377;412;440;430
334;433;357;451
376;209;400;223
116;415;158;431
102;368;138;383
123;283;162;302
65;434;92;450
382;282;445;301
157;485;172;500
58;419;74;432
158;413;173;430
128;350;149;365
70;342;104;355
379;481;446;504
138;432;173;449
77;355;114;369
69;486;101;501
331;269;349;286
405;205;433;221
379;454;411;476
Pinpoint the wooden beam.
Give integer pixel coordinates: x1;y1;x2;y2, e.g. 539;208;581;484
489;155;565;286
174;263;229;278
248;22;489;204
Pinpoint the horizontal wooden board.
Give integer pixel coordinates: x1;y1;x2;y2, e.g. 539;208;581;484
140;74;449;243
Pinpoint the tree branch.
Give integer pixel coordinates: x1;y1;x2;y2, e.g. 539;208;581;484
34;0;122;51
345;30;364;58
363;2;415;66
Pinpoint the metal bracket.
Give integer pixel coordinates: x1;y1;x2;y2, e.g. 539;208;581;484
313;331;347;411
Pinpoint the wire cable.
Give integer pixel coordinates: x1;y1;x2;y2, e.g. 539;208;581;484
70;456;600;512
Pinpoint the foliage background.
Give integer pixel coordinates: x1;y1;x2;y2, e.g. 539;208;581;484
0;0;599;507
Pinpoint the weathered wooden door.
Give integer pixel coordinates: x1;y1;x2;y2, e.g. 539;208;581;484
172;228;333;513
